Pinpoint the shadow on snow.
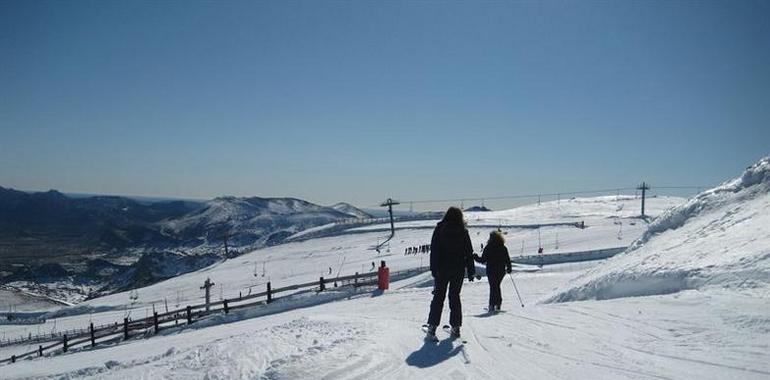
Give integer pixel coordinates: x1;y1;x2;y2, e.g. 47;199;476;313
405;339;463;368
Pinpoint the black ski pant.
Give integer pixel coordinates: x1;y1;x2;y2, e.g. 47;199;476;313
488;270;505;308
427;272;464;327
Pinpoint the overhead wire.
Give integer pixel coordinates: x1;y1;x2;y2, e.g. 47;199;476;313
368;184;709;208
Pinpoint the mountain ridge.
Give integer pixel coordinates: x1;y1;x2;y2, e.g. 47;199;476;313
0;186;369;301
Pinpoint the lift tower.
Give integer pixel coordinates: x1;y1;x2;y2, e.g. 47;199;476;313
637;182;650;218
380;198;400;237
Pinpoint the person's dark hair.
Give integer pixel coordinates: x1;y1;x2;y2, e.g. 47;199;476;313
488;230;505;246
442;206;465;225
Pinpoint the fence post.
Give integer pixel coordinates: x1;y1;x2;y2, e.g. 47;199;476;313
223;300;229;314
123;318;129;340
319;277;325;292
153;312;159;334
90;322;95;347
63;334;68;353
186;306;192;325
267;282;272;303
39;345;43;357
11;355;15;363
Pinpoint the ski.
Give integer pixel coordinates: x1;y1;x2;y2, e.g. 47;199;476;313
483;307;505;314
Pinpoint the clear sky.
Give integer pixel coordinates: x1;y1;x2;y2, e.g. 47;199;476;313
1;0;768;209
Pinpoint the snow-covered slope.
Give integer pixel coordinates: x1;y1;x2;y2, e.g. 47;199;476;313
330;202;372;219
468;195;683;224
0;195;682;340
549;157;770;302
5;186;770;379
4;262;768;379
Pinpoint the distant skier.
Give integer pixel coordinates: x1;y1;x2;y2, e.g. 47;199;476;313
473;231;512;312
425;207;475;339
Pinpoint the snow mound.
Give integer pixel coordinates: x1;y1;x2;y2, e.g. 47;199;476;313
548;157;770;302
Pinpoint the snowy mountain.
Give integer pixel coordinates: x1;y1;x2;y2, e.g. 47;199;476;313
161;196;353;250
0;187;201;300
0;190;359;302
549;156;770;302
329;202;372;219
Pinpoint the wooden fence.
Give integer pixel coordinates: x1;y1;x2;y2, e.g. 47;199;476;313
0;266;424;365
0;321;116;348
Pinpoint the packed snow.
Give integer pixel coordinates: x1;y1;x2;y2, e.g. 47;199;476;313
2;162;769;380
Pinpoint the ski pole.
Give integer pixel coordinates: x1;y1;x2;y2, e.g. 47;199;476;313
508;272;525;308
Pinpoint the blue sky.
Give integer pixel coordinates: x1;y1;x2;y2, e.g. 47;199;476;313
1;1;768;209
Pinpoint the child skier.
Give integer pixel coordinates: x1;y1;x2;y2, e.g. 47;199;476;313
473;230;512;312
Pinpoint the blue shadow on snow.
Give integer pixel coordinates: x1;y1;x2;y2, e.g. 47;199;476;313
405;339;462;368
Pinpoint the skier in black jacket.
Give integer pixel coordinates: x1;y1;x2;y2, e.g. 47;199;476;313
473;230;512;312
426;207;475;339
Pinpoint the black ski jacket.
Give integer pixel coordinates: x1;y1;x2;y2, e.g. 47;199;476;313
474;243;512;275
430;221;475;278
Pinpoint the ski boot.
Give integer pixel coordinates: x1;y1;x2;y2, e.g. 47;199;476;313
450;325;461;339
424;324;438;341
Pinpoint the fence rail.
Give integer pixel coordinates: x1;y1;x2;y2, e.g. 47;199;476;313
1;266;425;365
0;320;120;348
